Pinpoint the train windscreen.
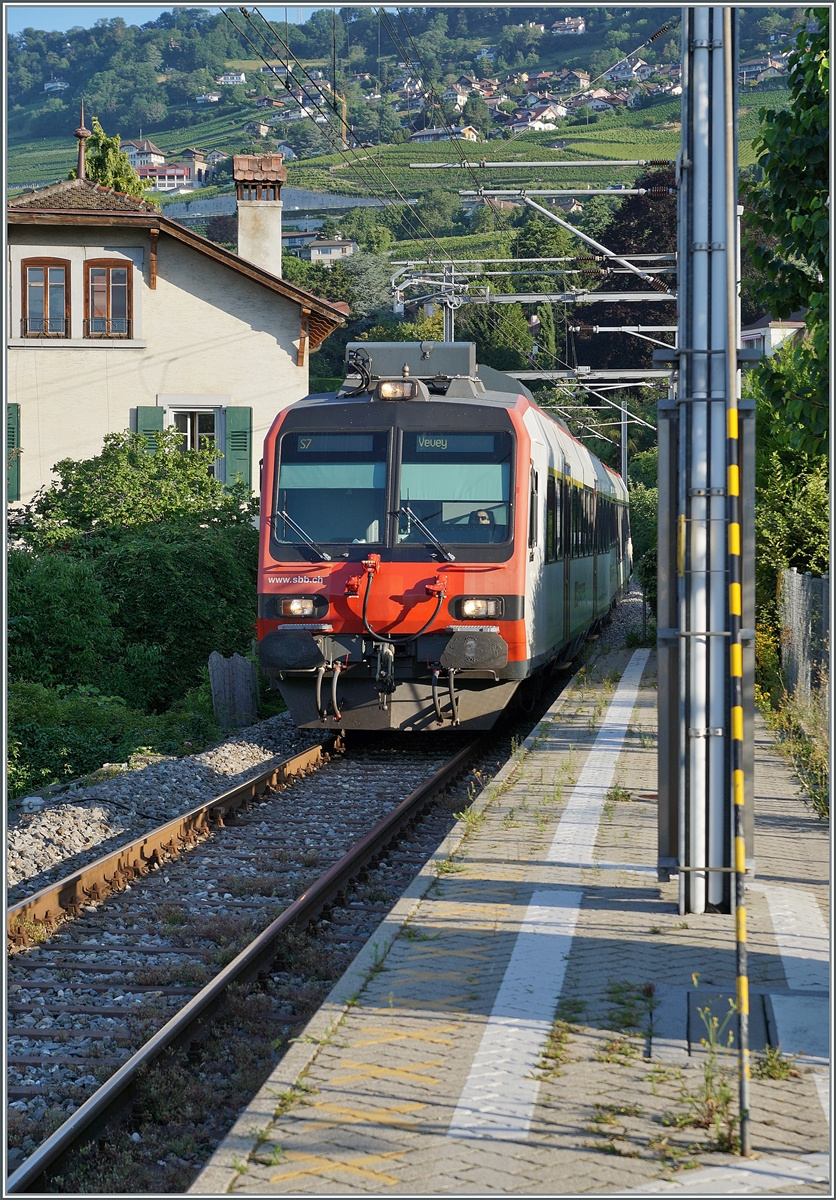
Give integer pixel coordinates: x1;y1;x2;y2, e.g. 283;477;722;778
275;432;388;544
398;431;512;545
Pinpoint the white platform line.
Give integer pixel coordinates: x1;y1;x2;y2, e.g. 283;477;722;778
446;888;582;1141
548;648;650;867
447;650;649;1142
616;1151;830;1194
749;884;829;992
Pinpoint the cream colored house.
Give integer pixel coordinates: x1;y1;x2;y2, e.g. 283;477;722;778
7;173;344;505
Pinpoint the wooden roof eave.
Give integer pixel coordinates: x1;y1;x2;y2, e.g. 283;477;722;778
7;208;345;339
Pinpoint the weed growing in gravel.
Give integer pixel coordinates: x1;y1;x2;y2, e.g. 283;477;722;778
607;784;633;804
252;1143;285;1166
536;1020;574;1078
605;980;656;1034
453;802;486;836
595;1034;641;1065
556;994;586;1022
436;856;466;875
663;1001;739;1152
752;1044;799;1080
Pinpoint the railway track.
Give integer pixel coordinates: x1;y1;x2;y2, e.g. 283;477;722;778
6;733;483;1193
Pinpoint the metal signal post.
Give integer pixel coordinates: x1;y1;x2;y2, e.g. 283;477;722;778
656;6;755;1155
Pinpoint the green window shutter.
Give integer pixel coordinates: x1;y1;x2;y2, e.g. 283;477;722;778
224;406;252;488
136;405;164;453
7;403;21;503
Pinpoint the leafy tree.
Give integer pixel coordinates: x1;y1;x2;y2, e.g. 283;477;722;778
462;92;491;136
19;428;254;543
458;302;533;371
743;8;828;456
206;213;237;246
536;303;557;367
377;101;403;144
576;195;618;241
69;115;156;201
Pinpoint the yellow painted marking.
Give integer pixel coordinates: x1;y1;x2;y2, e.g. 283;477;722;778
732;705;744;741
270;1149;404;1186
404;946;491;962
297;1101;425;1130
730;642;743;677
736;900;747;942
734;769;745;806
352;1024;457;1048
737;975;749;1015
727;408;739;439
728;464;740;496
729;522;741;556
389;993;472;1011
330;1059;443;1086
735;836;746;875
389;970;470;984
729;582;742;615
677;513;686;577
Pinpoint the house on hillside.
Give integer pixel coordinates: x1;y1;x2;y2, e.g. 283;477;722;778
196;92;222;104
180;148;209;183
6;151;343;506
44;77;70;92
205;149;229;166
122;139;166;169
551;17;586;35
442;84;470;110
300;237;359;267
409;125;480;143
740;312;806;358
216;71;247;86
558;70;591;91
136;163;195;192
246;121;273;138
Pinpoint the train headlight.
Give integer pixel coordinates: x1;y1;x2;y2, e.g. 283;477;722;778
377;380;418;400
281;597;316;617
461;598;501;619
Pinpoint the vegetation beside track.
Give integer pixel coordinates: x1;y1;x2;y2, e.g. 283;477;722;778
744;9;829;816
6;431;280;803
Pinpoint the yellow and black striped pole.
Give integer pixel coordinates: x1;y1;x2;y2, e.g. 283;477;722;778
724;6;751;1158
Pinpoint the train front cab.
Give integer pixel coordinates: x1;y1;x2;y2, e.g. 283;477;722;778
257;345;630;731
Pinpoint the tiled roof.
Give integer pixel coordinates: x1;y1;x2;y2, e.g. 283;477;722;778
232;154;287;183
9;178;159;212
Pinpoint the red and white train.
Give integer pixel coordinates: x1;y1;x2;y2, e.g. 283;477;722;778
257;341;630;730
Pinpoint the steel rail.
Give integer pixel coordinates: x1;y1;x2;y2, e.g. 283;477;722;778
6;737;482;1194
7;738;338;945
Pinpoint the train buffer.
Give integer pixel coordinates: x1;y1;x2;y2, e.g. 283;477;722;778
191;644;829;1196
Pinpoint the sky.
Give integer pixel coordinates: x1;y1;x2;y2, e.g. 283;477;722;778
4;4;324;35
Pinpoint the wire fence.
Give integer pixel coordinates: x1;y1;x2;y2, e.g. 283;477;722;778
779;568;829;705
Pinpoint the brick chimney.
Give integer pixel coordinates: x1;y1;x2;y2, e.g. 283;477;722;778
233;154;286;278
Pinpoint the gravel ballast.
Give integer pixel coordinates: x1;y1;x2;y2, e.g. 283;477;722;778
7;713;323;900
8;586;649;902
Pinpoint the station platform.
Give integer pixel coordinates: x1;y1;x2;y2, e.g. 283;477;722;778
191;647;830;1196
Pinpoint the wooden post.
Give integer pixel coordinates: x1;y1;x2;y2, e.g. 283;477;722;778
208;652;259;732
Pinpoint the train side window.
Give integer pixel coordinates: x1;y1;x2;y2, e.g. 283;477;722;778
528;466;539;551
546;473;556;563
554;474;562;559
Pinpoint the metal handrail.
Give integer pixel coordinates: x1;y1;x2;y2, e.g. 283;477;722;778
83;318;132;338
20;318;68;337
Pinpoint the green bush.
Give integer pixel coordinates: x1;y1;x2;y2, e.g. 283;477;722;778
627;482;658;615
7;681;219;800
7;429;261;799
92;521;259;709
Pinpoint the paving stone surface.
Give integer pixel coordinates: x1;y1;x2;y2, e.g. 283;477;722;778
191;647;830;1196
